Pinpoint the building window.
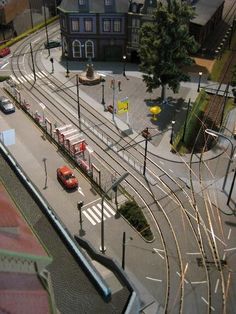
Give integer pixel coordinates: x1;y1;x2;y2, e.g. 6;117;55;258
71;19;79;32
61;16;66;29
79;0;85;4
62;37;68;55
103;19;111;32
84;19;93;32
105;0;112;5
113;19;121;32
131;33;139;44
85;40;94;59
72;40;82;58
132;18;140;28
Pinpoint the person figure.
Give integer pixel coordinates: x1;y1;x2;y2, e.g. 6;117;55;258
118;80;121;91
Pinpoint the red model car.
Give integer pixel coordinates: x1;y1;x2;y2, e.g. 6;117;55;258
57;165;78;190
0;47;10;57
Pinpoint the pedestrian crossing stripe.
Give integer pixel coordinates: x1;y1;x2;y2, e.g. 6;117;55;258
82;202;116;225
10;71;48;84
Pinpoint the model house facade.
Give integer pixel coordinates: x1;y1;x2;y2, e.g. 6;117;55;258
58;0;225;61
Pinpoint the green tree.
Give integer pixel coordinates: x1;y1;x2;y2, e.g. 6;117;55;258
139;0;198;101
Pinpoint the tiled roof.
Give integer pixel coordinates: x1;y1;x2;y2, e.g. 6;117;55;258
0;273;51;313
59;0;129;13
190;0;225;26
0;186;48;257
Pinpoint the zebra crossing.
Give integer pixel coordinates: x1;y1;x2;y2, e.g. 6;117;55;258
82;202;116;226
10;71;48;84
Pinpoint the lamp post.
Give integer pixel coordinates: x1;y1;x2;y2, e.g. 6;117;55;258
30;43;36;82
50;57;54;73
197;71;202;92
76;74;81;129
205;129;236;193
65;51;70;77
170;120;176;145
101;79;106;109
141;128;152;176
123;55;127;77
100;172;129;253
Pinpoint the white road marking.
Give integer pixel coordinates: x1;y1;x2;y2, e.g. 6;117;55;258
92;205;103;218
223;252;226;260
227;228;231;240
78;186;85;196
169;168;174;173
85;198;101;207
146;276;162;282
96;204;111;218
224;247;236;252
201;297;215;311
1;62;9;69
214;278;219;294
87;208;102;223
191;281;207;284
186;252;201;255
176;271;188;284
153;248;165;259
103;202;116;215
82;211;96;225
18;77;26;83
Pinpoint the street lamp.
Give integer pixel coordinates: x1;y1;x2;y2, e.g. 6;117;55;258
100;172;129;253
101;78;106;109
170;120;176;145
65;51;70;77
197;71;203;92
205;129;236;194
123;55;127;77
142;128;152;176
50;57;54;73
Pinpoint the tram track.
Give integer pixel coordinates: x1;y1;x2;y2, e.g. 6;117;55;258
7;25;223;313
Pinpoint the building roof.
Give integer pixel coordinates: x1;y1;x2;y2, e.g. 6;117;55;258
0;185;49;258
191;0;225;26
0;273;51;314
59;0;129;13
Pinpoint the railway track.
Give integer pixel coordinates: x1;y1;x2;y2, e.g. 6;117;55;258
7;23;228;313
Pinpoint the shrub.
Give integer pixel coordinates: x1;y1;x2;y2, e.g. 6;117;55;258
119;200;154;241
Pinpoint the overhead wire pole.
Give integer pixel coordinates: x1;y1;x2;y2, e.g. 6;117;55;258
29;0;34;29
43;0;50;56
100;173;129;253
30;43;36;82
205;129;235;192
76;74;81;129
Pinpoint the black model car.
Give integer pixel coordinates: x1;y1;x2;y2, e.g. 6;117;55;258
44;40;61;49
0;96;15;114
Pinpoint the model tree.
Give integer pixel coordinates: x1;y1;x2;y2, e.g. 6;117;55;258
139;0;198;101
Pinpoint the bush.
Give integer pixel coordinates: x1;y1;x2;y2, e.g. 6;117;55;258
0;76;10;82
119;200;154;241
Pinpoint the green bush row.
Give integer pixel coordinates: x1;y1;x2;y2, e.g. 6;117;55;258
0;16;59;51
173;90;209;153
119;200;154;241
